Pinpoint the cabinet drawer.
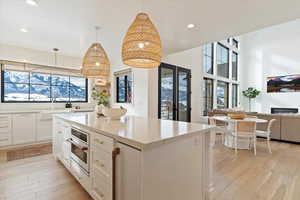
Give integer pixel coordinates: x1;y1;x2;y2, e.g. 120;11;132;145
0;115;11;121
0;128;10;134
92;169;112;200
0;134;11;146
92;149;112;181
93;134;114;153
70;159;91;192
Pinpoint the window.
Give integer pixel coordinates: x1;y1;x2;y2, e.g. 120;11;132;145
232;38;238;49
116;73;132;103
217;81;228;108
1;70;87;102
232;84;238;108
203;78;213;116
216;43;229;78
203;44;214;74
232;51;238;80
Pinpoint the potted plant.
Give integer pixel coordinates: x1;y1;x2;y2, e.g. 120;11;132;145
242;87;260;112
91;88;110;115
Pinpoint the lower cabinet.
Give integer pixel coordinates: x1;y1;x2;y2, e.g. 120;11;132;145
0;115;12;146
53;118;142;200
36;113;53;141
12;113;36;145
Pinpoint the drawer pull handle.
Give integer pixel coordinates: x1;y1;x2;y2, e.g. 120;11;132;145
0;125;8;128
0;138;8;142
112;148;120;200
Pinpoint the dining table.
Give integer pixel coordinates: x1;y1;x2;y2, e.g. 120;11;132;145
211;116;268;149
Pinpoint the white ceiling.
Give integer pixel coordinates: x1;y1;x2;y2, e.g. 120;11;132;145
1;0;300;63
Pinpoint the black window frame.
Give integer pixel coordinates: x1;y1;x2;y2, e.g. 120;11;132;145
116;74;132;103
232;38;239;49
232;84;238;108
203;77;214;116
1;69;88;103
232;51;238;81
216;80;229;109
216;42;230;78
203;43;214;74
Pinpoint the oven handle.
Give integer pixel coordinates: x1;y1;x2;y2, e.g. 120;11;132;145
66;138;88;151
112;147;120;200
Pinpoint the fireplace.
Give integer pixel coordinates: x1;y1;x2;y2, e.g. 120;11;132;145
271;107;298;114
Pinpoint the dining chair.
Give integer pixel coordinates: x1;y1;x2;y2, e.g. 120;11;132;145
209;118;228;144
213;113;227;127
232;120;257;155
255;119;276;154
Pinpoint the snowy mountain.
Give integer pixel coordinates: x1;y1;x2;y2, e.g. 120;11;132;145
3;71;86;101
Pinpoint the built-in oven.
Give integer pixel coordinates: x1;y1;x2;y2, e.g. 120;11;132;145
67;127;90;174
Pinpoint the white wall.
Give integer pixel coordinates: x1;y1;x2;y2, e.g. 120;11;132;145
0;43;94;111
240;19;300;113
110;57;152;118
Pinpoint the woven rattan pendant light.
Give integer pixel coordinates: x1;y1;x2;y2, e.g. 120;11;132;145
81;27;110;78
122;12;162;68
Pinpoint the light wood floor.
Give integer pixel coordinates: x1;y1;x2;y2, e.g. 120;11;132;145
1;138;300;200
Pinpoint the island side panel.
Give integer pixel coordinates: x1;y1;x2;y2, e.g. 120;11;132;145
115;142;142;200
141;132;208;200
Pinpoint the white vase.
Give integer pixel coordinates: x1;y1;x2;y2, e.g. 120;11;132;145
95;104;105;115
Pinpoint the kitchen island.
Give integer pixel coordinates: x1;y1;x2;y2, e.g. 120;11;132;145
53;112;214;200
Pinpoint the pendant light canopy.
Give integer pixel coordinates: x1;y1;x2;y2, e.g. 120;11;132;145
122;13;162;68
81;27;110;79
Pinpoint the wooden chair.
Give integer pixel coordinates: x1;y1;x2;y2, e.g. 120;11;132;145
255;119;276;154
232;121;257;155
209;117;228;144
212;113;227;127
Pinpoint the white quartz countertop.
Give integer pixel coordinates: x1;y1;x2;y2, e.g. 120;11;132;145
0;108;94;114
54;112;214;150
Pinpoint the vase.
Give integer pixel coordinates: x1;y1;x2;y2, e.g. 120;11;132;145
95;104;106;115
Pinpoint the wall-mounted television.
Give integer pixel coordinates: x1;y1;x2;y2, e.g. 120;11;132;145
267;74;300;93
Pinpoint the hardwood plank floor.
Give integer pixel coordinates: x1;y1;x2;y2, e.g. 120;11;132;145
211;137;300;200
0;138;300;200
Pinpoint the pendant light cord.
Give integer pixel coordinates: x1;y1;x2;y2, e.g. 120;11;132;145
95;26;100;42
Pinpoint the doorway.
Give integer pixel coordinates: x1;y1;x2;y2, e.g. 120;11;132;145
158;63;191;122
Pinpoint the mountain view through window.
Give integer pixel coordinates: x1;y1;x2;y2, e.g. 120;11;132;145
2;70;87;102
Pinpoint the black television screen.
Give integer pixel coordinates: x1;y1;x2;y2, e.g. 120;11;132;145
267;74;300;93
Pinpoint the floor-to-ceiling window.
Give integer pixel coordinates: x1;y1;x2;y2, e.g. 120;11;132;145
232;51;238;81
232;84;238;108
203;78;213;115
203;43;214;74
217;81;229;108
202;38;240;115
216;43;229;78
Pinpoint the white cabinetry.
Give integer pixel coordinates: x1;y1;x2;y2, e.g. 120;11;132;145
91;134;114;200
0;115;12;147
36;113;52;141
12;113;36;145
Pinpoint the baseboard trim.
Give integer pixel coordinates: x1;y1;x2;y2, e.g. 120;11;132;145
0;140;52;151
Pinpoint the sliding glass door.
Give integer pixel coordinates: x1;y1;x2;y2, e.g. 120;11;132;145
158;63;191;122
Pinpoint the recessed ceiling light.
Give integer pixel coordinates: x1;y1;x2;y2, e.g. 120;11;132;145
26;0;38;6
20;28;28;33
187;24;195;29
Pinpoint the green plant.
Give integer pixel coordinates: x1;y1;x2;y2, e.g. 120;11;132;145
242;87;260;111
91;88;110;106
